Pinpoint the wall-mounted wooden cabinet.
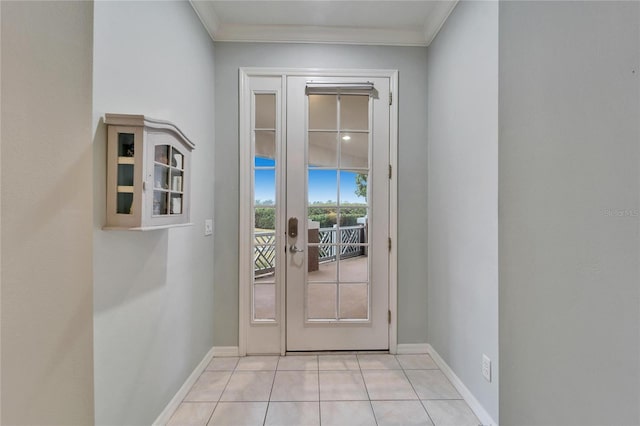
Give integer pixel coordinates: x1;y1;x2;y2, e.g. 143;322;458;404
104;114;195;230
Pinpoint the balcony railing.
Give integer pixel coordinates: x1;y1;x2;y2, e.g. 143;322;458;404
254;225;366;277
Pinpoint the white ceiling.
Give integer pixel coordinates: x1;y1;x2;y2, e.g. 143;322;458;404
190;1;458;46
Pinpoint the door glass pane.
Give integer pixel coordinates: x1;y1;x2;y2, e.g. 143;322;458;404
255;94;276;129
340;133;368;169
308;245;338;282
308;283;337;320
253;92;278;323
309;132;338;168
339;283;368;319
338;253;368;282
255;169;275;206
309;95;337;130
308;169;337;205
339;171;368;205
254;283;276;320
340;95;369;131
256;130;276;161
305;91;373;322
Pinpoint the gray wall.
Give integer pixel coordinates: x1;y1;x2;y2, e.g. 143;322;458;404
213;42;428;346
426;1;499;422
1;1;95;424
499;1;640;424
92;2;216;424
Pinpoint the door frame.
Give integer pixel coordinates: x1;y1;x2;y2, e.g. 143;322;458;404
238;67;398;356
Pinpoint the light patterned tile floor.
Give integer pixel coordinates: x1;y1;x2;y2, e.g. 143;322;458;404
165;354;481;426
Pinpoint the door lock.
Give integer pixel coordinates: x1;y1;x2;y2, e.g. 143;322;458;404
288;217;299;238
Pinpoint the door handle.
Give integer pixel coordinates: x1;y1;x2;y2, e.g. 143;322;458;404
289;245;305;253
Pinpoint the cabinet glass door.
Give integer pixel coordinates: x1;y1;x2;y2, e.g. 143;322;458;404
153;145;184;216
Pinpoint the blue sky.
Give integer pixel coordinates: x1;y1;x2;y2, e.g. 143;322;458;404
254;157;366;205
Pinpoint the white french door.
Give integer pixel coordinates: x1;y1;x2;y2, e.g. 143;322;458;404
240;70;394;354
285;76;390;351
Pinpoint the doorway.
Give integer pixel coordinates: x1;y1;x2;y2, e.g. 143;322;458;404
239;69;398;355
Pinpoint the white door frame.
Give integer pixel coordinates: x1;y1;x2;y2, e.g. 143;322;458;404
238;67;398;356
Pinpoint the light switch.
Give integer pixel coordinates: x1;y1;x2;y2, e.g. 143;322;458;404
204;219;213;236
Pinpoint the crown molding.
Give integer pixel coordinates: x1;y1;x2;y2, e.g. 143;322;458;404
423;0;458;46
215;24;427;46
190;0;458;47
189;0;220;42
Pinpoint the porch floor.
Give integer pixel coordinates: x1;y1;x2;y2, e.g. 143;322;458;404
254;255;369;320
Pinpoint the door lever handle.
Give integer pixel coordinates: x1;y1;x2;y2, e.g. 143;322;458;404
289;245;305;253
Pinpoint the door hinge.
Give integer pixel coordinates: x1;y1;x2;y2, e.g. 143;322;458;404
388;310;392;324
388;237;392;251
388;164;392;179
389;92;393;105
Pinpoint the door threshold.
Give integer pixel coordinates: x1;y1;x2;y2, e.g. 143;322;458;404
285;350;389;356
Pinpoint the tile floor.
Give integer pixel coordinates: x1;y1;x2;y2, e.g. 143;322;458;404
165;354;481;426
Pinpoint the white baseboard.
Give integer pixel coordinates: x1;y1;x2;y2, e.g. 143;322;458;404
396;343;430;354
212;346;239;357
426;344;497;426
152;346;215;426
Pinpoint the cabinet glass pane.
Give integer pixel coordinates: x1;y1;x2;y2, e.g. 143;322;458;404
309;95;337;130
339;283;368;319
154;165;169;189
118;133;135;157
255;94;276;129
171;149;184;169
153;191;168;215
170;170;183;192
155;145;170;164
170;194;183;215
307;283;337;320
340;133;368;169
340;95;369;131
117;164;134;186
308;132;338;168
254;283;276;320
117;192;134;215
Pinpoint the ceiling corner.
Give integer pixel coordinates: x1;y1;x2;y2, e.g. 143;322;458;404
423;0;458;46
190;0;220;41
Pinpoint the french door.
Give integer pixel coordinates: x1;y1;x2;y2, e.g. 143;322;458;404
240;70;394;354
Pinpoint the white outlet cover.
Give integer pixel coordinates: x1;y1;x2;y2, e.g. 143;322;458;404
205;219;213;236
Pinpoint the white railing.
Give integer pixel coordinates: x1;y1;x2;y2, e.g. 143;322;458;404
253;225;365;274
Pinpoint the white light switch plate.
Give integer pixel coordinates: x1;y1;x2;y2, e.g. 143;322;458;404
482;354;491;382
204;219;213;236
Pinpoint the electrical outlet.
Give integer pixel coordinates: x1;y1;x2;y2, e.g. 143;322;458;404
204;219;213;236
482;354;491;382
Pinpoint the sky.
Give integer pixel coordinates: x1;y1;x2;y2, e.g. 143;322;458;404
254;156;367;205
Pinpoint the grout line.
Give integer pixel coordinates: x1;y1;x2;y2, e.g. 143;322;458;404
356;353;379;426
395;354;436;426
317;355;322;426
263;357;281;426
